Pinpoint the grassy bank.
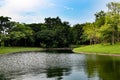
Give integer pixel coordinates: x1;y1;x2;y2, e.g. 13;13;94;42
0;47;43;54
73;44;120;54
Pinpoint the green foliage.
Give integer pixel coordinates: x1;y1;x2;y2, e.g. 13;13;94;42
72;24;87;45
83;2;120;45
0;16;11;46
35;20;71;48
83;23;100;45
7;23;34;46
36;30;55;48
100;2;120;45
0;1;120;48
94;11;106;27
0;16;11;33
45;16;62;30
107;2;120;14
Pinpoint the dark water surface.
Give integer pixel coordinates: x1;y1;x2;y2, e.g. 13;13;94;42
0;51;120;80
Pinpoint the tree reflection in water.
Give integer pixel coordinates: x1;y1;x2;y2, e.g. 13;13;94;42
84;55;120;80
0;73;11;80
0;52;120;80
46;67;71;80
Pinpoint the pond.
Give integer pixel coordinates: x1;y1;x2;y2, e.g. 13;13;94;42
0;50;120;80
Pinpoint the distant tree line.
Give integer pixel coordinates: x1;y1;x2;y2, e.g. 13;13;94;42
0;2;120;48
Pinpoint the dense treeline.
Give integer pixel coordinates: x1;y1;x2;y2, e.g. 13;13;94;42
0;2;120;48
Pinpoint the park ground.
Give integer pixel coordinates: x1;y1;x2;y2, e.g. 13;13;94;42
0;47;42;54
73;44;120;55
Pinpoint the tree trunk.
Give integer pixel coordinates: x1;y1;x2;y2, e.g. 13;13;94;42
111;32;115;45
25;39;27;46
90;39;92;45
1;41;4;47
117;31;120;42
94;37;97;44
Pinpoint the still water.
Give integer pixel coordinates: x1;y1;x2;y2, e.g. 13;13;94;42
0;51;120;80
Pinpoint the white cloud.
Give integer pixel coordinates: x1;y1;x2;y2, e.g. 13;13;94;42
0;0;51;23
0;0;120;25
49;3;56;7
63;6;73;10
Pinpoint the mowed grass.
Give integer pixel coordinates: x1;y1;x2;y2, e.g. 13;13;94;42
0;47;42;54
73;44;120;54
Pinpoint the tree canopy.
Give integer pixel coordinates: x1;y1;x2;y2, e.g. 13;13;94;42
0;2;120;47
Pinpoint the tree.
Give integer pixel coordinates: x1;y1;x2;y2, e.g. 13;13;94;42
100;2;120;45
36;30;55;48
107;2;120;14
83;23;100;45
0;16;11;46
35;20;72;48
27;23;46;32
9;22;34;46
45;16;62;30
94;11;106;27
54;23;71;47
0;16;11;34
72;24;86;45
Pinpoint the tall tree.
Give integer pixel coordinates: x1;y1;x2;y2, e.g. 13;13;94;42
0;16;11;46
45;16;62;30
100;2;120;45
83;23;100;45
95;11;106;27
72;24;86;45
9;22;34;46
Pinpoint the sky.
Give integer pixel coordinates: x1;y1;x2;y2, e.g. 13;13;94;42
0;0;119;25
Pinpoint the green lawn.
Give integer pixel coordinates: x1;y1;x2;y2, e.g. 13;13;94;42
0;47;43;54
73;44;120;54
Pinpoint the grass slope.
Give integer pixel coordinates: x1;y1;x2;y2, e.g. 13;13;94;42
73;44;120;54
0;47;42;54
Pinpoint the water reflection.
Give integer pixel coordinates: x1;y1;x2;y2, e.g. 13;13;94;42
0;51;120;80
46;67;71;80
84;55;120;80
0;73;11;80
